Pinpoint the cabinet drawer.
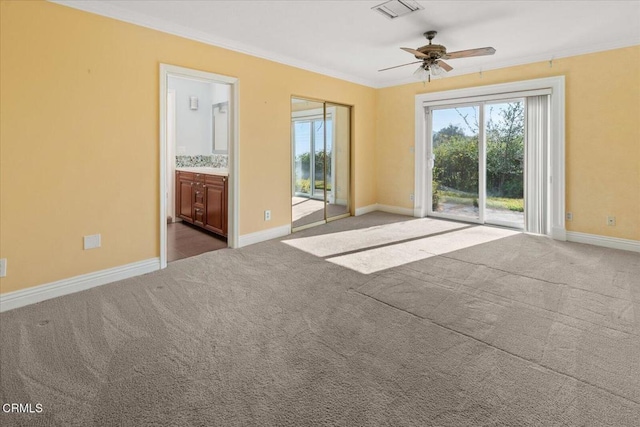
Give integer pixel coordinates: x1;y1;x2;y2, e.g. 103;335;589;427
193;173;206;183
205;174;226;185
176;171;194;181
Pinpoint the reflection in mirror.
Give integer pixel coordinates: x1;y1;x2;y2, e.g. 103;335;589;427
291;97;350;230
212;101;229;153
326;103;350;220
292;98;325;229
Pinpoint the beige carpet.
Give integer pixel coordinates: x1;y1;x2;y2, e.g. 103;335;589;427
1;212;639;426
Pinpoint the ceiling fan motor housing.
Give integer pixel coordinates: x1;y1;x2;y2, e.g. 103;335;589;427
417;44;447;60
417;31;446;60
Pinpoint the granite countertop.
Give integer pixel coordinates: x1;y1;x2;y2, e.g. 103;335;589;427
176;167;229;177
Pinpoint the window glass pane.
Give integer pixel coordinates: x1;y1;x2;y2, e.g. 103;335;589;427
484;101;525;227
431;106;480;220
294;121;311;195
313;119;325;198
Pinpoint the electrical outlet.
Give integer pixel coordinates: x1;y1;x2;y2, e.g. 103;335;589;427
84;234;101;250
607;216;616;226
410;194;414;201
566;212;573;221
0;258;6;278
264;210;271;221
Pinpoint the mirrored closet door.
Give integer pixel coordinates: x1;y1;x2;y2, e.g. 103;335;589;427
291;97;351;231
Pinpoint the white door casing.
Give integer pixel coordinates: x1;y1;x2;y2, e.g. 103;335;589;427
159;64;240;269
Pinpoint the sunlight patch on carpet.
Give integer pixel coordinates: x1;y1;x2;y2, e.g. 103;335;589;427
283;218;468;257
326;226;519;274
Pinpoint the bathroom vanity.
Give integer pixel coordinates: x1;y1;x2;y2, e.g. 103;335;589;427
175;168;228;237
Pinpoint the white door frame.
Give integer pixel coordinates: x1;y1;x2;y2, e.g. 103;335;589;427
414;76;565;240
159;64;240;269
167;89;177;223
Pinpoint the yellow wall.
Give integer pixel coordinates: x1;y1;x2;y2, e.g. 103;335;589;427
1;1;638;296
0;1;376;293
376;46;640;241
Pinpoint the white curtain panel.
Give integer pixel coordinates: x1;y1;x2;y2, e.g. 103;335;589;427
525;95;550;235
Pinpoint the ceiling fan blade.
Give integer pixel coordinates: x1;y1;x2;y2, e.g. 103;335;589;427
444;47;496;59
378;60;423;72
437;60;453;72
401;47;428;58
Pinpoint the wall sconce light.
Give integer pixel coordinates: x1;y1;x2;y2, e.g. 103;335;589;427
189;96;199;110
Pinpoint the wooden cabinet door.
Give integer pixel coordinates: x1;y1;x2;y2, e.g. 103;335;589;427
176;173;194;222
204;179;226;236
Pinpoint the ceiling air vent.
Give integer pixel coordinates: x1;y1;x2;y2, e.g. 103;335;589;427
372;0;423;20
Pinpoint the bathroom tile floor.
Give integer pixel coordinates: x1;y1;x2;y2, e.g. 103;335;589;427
167;221;227;262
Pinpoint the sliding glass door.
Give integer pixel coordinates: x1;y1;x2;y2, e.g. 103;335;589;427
291;98;350;230
484;101;525;227
431;105;481;221
429;100;525;229
293;120;313;198
293;115;326;199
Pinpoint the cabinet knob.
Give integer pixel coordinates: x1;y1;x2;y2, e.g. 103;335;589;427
223;177;226;182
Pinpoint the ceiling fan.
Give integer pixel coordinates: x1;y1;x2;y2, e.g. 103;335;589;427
379;31;496;81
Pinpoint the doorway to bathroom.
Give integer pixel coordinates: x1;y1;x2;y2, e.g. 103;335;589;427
291;97;351;231
159;64;238;268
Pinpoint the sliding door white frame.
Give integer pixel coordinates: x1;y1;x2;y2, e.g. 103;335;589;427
414;76;565;240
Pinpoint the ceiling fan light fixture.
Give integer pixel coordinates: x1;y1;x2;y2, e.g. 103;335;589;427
372;0;423;20
413;65;429;82
430;62;446;77
413;62;445;83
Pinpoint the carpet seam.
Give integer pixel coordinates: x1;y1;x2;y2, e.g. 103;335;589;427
433;254;639;337
436;254;635;304
394;266;639;339
351;288;640;407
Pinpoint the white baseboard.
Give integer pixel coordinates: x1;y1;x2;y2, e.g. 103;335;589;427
238;224;291;247
566;231;640;253
0;258;161;313
355;203;416;217
355;204;378;216
551;226;567;241
376;204;415;217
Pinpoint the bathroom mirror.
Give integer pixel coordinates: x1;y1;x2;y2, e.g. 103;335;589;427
212;101;229;154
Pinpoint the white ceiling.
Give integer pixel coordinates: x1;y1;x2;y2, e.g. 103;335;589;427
54;1;640;88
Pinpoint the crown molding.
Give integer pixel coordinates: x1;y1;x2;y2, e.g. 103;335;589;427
50;0;377;88
51;1;638;90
